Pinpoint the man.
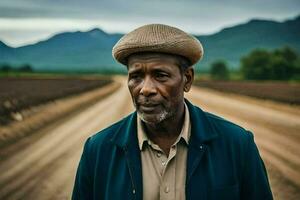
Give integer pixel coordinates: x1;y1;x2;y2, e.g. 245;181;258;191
72;24;273;200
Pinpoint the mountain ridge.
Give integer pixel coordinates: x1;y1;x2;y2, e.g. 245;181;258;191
0;15;299;72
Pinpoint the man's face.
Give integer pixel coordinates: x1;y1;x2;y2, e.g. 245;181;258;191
127;53;190;124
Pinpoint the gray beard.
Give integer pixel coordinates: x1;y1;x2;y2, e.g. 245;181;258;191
137;109;169;124
134;102;174;124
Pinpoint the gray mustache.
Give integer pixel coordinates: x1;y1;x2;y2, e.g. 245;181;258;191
136;98;159;106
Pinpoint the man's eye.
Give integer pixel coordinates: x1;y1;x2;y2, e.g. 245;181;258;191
156;73;168;79
129;73;141;80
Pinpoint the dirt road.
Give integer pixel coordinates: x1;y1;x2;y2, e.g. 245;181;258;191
0;78;299;199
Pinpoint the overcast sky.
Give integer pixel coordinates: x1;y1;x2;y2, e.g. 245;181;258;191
0;0;299;47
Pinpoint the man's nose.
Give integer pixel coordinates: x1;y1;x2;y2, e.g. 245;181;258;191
140;77;157;96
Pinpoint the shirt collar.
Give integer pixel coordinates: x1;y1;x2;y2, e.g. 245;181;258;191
137;102;191;150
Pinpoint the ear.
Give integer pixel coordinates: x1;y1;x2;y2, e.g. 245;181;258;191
183;67;194;92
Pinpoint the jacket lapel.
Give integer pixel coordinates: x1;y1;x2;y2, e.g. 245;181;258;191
111;112;143;200
186;143;207;183
185;100;219;183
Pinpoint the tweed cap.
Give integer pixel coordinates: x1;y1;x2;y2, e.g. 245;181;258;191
112;24;203;66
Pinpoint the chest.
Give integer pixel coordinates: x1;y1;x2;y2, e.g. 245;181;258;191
94;144;241;200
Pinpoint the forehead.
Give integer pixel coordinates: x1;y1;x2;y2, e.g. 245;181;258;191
127;52;181;68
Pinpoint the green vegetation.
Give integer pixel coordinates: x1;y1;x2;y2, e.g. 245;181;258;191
0;63;126;78
0;63;33;72
196;46;300;82
210;60;229;80
240;47;300;80
0;64;35;78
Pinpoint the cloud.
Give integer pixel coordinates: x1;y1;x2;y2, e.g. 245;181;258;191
0;0;299;46
1;0;299;19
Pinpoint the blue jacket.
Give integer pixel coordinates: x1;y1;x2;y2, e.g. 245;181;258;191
72;100;273;200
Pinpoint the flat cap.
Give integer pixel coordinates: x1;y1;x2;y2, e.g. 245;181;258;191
112;24;203;66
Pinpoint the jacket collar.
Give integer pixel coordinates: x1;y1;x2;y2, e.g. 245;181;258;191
112;111;138;148
112;99;219;148
185;99;219;146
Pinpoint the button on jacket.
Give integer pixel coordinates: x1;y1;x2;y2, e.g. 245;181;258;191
72;99;273;200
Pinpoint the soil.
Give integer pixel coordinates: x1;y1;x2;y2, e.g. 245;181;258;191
0;77;299;199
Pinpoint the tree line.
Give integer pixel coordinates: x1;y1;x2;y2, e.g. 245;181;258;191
0;63;33;72
210;46;300;80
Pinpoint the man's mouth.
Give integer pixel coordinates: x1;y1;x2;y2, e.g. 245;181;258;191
137;102;160;112
140;102;158;107
139;105;157;112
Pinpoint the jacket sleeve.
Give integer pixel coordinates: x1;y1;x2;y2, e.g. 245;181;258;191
240;131;273;200
72;138;93;200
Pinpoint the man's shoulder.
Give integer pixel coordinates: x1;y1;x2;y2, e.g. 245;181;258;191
205;111;247;132
86;113;134;149
203;110;253;142
191;105;255;158
189;102;252;143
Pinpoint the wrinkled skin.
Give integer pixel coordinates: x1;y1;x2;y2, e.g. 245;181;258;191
127;52;194;153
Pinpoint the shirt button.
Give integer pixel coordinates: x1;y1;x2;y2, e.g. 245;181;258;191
156;152;162;157
164;186;170;193
162;161;166;166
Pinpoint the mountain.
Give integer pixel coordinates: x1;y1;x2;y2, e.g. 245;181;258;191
0;41;16;61
0;41;10;50
0;15;299;72
196;15;300;69
0;28;124;72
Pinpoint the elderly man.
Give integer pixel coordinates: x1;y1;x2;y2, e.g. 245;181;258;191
72;24;273;200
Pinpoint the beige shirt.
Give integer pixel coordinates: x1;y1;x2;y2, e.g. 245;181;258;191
137;103;191;200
